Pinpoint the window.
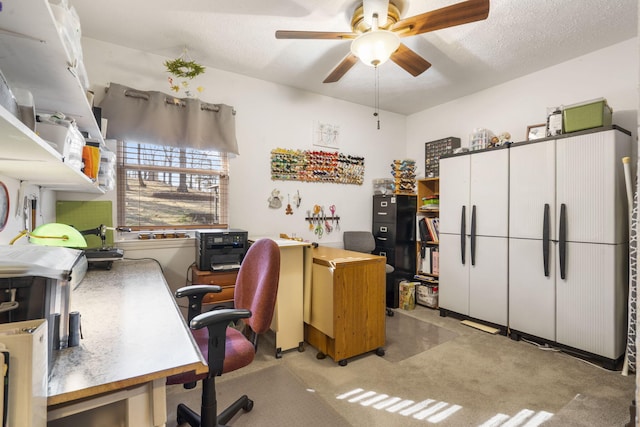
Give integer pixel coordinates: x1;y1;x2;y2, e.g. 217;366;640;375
117;141;229;229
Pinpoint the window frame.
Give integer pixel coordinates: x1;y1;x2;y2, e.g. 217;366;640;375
116;140;229;231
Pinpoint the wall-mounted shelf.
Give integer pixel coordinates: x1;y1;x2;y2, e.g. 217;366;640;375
0;107;102;192
0;0;101;139
0;0;104;193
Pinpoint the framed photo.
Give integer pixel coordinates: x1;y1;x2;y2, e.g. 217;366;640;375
527;124;546;141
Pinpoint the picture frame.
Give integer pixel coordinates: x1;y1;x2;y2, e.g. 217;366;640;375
526;124;546;141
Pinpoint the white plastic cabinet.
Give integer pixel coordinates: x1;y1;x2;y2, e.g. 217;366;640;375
509;127;630;362
0;0;103;193
439;146;509;327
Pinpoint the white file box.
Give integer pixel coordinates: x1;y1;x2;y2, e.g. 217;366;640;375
0;319;47;427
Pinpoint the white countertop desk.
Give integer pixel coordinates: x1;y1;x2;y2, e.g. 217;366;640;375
47;259;207;426
249;238;312;357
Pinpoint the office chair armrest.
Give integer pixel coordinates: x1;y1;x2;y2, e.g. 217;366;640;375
176;285;223;322
175;284;222;298
190;308;252;330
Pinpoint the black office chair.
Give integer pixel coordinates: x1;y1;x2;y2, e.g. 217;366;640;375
343;231;395;317
167;238;281;427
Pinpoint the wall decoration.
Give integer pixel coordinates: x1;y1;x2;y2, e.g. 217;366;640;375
271;148;364;185
527;123;546;141
313;121;340;149
293;190;302;208
268;189;282;209
0;181;8;231
164;48;205;98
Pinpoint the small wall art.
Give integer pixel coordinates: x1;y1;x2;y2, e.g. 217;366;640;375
313;121;340;149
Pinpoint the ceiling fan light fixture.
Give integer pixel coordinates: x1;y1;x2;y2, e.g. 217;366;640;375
350;29;400;67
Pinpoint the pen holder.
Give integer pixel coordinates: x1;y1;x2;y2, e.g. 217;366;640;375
68;311;81;347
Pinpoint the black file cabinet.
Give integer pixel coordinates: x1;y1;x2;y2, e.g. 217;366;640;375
372;194;417;308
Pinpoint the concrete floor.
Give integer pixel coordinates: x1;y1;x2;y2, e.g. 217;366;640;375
167;305;636;426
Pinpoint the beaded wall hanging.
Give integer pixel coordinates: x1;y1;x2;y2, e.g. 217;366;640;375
271;148;365;185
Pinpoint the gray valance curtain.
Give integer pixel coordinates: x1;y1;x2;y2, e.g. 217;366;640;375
99;82;239;155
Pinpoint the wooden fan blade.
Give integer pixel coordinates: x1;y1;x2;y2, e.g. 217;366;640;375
323;54;359;83
276;30;357;40
390;44;432;77
390;0;489;37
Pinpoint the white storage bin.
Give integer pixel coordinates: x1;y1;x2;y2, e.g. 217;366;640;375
36;121;85;170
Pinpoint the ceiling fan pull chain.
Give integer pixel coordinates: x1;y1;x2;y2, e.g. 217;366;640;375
374;65;380;130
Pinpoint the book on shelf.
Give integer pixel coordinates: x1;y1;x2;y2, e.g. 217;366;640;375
414;273;438;284
431;248;440;276
424;217;439;243
418;246;440;277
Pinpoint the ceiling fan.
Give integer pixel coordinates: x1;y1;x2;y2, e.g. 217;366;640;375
275;0;490;83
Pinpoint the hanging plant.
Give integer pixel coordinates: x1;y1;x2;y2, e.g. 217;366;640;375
164;48;206;97
164;57;205;79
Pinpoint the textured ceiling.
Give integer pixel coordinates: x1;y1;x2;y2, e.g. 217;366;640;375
71;0;637;115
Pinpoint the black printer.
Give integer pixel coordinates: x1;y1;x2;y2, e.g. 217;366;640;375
195;229;248;271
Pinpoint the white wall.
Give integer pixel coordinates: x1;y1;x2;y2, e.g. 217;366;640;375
0;175;57;246
79;38;407;246
1;37;637;277
406;38;639;176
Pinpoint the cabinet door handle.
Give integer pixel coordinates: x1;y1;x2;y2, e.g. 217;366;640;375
460;205;466;265
471;205;476;266
559;203;567;280
543;203;550;277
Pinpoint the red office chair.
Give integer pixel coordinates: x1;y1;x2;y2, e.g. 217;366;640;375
167;238;280;427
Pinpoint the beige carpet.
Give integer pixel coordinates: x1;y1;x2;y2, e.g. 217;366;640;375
166;364;351;426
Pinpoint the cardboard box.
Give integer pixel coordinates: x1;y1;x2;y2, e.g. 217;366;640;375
563;98;612;133
398;281;416;310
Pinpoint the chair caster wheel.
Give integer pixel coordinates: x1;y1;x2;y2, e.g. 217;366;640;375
376;347;385;357
298;342;305;352
276;348;283;359
316;352;326;359
338;359;348;366
386;308;394;317
244;398;254;412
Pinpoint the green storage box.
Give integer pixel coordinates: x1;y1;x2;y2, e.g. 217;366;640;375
563;98;612;133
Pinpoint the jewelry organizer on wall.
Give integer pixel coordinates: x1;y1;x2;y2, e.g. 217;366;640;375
271;148;365;185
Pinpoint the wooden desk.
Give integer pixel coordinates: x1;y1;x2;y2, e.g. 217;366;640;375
47;259;207;426
304;246;386;366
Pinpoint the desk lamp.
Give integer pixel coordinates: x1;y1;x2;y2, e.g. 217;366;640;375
29;223;88;247
9;223;88;247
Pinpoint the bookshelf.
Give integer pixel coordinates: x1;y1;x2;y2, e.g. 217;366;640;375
416;178;439;278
